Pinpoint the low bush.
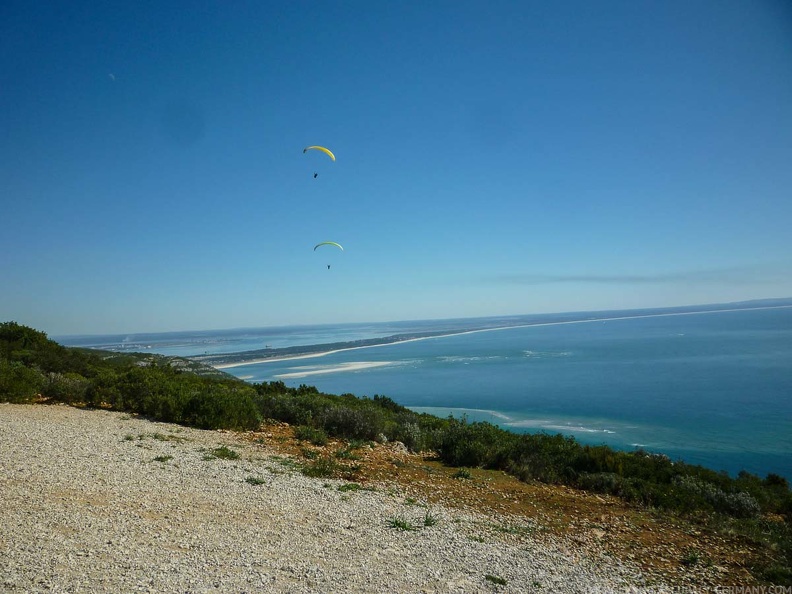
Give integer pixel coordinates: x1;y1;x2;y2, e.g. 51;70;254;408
294;425;328;446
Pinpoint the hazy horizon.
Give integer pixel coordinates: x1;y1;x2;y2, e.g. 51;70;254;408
51;296;792;341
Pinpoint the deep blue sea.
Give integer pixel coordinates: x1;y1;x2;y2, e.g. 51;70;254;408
58;306;792;479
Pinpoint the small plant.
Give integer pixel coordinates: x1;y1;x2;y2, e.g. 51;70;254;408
301;457;341;478
405;497;418;506
338;483;363;493
423;511;439;527
495;523;534;537
485;574;507;585
334;447;360;460
681;548;700;566
123;434;135;441
301;447;319;459
453;468;472;479
271;456;300;472
245;476;266;485
294;426;328;446
204;446;240;460
387;516;416;531
153;455;173;463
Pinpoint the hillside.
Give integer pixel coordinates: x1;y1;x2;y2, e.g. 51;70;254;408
1;320;790;585
0;403;760;591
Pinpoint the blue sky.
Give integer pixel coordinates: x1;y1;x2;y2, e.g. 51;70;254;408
2;0;791;335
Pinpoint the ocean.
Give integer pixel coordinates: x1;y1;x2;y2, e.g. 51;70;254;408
58;305;792;479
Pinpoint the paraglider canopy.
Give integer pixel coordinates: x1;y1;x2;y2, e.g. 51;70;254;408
313;241;344;251
314;241;343;270
303;146;336;161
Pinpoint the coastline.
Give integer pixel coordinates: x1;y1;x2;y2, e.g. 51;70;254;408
209;304;792;370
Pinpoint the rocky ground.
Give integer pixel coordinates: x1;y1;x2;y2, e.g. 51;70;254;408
0;403;759;593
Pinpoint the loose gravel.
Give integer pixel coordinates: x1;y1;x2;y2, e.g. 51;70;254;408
0;403;661;593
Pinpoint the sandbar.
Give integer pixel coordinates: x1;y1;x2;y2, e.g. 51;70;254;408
274;361;393;379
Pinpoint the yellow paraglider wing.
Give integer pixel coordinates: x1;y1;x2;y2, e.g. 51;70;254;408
313;241;344;251
303;146;336;161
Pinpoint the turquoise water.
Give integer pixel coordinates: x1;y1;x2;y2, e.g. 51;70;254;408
226;308;792;479
59;306;792;478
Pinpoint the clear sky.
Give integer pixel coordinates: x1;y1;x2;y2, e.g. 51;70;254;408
2;1;791;336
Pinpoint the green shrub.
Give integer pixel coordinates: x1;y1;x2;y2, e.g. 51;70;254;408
205;446;239;460
42;372;90;403
319;405;387;441
673;475;761;518
295;425;328;446
0;360;43;403
300;457;341;478
578;472;623;495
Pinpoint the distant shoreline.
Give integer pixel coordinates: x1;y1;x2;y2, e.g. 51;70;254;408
208;304;792;370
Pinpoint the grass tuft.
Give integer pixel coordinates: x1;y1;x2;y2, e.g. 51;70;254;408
338;482;363;492
453;468;472;479
300;457;341;478
204;446;240;460
387;516;416;531
423;511;439;527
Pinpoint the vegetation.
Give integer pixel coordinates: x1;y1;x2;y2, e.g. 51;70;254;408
205;446;240;461
484;574;507;586
300;456;343;478
423;511;439;527
294;425;329;446
387;516;416;531
2;321;791;583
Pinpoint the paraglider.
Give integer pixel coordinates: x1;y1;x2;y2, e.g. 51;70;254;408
303;146;335;178
314;241;343;269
